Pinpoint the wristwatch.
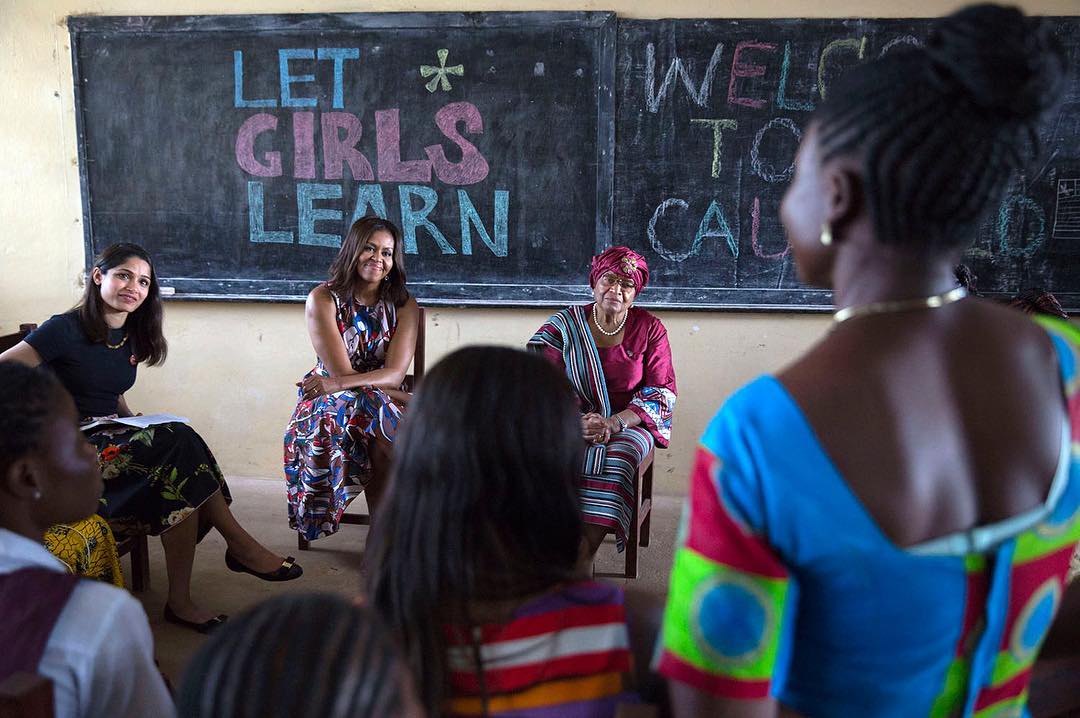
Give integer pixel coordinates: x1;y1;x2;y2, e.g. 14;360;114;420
613;414;627;433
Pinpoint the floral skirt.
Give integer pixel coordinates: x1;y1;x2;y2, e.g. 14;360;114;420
43;516;124;587
88;422;230;541
284;387;402;540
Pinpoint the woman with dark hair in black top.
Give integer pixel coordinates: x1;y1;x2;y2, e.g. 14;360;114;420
1;243;302;633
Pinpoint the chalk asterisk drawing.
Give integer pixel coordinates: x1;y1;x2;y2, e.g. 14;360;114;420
420;49;464;92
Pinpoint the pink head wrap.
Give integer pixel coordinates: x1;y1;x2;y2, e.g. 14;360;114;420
588;246;650;293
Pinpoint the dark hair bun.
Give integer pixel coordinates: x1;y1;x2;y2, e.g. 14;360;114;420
925;4;1065;122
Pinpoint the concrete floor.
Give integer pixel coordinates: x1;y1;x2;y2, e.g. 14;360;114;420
129;477;683;688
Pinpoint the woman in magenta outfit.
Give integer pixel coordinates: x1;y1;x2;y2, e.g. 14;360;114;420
529;246;677;562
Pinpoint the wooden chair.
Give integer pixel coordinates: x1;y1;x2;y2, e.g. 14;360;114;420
1;323;151;593
0;323;38;353
298;306;426;551
623;446;655;579
0;672;54;718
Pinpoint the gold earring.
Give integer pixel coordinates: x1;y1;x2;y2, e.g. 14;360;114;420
820;223;833;247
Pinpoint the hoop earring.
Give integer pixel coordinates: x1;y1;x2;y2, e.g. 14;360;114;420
819;223;833;247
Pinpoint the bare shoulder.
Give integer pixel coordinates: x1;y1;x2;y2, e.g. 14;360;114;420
775;329;837;403
307;283;332;303
949;298;1058;367
305;284;335;315
397;296;419;318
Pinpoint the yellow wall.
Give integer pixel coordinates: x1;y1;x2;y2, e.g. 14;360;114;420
3;0;1074;492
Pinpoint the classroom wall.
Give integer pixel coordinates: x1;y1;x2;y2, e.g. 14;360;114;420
3;0;1075;493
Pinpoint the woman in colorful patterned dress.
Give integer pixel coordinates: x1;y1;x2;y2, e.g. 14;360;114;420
284;216;419;540
367;347;637;718
1;242;301;634
530;246;677;563
658;6;1079;717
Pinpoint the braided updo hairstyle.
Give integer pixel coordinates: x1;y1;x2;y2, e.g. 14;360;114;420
815;4;1065;251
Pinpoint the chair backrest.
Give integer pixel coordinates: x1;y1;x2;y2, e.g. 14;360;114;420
0;672;54;718
413;306;425;379
402;307;425;392
0;324;37;354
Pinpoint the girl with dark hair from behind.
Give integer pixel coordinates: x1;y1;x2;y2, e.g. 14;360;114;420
658;5;1080;717
0;361;174;718
0;242;301;634
367;346;639;718
177;592;424;718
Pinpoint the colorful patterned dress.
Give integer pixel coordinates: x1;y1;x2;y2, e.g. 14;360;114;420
284;290;403;540
530;305;677;550
658;316;1080;717
445;581;636;717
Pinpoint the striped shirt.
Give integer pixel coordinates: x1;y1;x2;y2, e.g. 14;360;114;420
446;581;636;717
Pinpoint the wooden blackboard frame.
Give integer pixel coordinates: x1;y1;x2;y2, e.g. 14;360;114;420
68;12;617;306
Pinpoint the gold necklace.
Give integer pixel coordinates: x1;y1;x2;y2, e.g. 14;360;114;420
105;332;128;349
833;287;968;324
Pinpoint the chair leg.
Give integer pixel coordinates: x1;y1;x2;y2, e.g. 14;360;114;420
129;535;150;592
640;463;654;548
625;467;641;580
298;533;310;551
624;523;640;579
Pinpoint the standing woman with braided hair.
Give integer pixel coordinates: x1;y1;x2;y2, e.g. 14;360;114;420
658;6;1079;717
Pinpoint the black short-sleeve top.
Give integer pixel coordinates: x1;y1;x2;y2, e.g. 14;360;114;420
25;312;136;419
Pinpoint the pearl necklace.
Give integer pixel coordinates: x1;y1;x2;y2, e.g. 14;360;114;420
833;287;968;325
592;304;628;336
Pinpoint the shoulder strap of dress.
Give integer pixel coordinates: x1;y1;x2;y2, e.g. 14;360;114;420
326;285;345;312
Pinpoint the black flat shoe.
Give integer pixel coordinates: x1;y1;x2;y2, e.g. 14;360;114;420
164;603;227;634
225;551;303;582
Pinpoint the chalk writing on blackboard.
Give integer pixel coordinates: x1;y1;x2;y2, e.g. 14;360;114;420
615;17;1080;310
233;47;506;255
69;13;616;303
1055;179;1079;240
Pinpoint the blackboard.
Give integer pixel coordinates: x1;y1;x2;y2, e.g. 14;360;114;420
69;13;615;304
69;14;1079;310
615;17;1080;311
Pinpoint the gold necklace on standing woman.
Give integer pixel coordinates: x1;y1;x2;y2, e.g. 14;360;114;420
832;287;967;325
